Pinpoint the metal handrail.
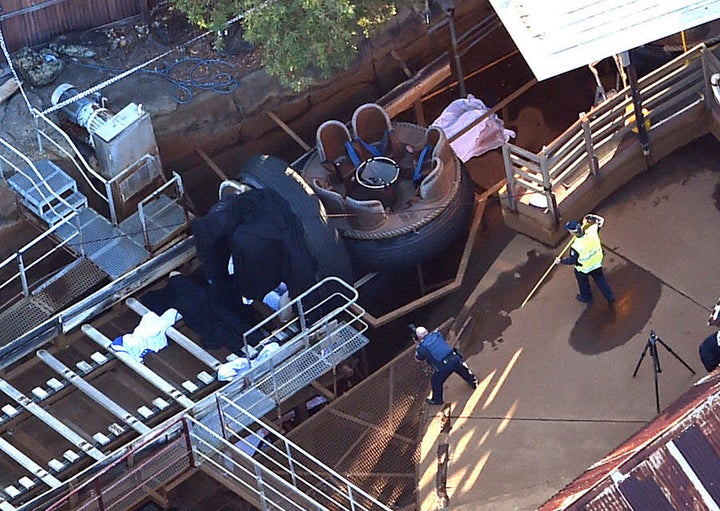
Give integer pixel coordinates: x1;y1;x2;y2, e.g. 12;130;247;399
136;171;186;250
20;275;372;511
0;137;79;224
187;398;393;511
0;214;81;297
41;419;187;511
31;107;108;202
502;44;710;221
239;276;361;362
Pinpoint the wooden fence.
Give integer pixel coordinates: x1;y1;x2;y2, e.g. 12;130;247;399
0;0;160;52
500;44;715;244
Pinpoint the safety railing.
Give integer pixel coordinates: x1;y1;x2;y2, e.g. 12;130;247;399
21;276;376;511
31;107;115;221
38;419;191;511
135;171;188;251
186;397;393;511
218;276;369;412
0;119;188;308
0;212;82;300
0;136;85;301
0;136;84;227
501;44;711;225
238;275;363;364
32;395;391;511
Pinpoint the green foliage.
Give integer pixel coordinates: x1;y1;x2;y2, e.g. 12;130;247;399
170;0;243;31
240;0;358;91
170;0;420;91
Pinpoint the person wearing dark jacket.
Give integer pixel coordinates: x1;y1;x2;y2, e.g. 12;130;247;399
699;331;720;372
556;213;615;305
414;326;477;405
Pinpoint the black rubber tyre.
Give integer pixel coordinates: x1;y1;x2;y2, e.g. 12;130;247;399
234;155;354;283
343;167;475;272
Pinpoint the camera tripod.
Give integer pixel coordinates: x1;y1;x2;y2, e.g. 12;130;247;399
632;330;695;413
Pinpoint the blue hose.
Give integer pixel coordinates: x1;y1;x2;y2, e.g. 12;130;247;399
77;56;239;104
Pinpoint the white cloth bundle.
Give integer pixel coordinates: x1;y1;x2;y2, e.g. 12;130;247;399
111;308;180;363
217;342;281;381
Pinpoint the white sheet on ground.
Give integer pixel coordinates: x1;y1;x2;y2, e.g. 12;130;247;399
432;94;515;163
217;342;282;381
111;308;180;363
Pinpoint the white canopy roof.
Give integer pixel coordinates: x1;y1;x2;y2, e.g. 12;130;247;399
487;0;720;80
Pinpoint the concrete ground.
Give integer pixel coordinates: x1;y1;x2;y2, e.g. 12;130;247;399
417;133;720;510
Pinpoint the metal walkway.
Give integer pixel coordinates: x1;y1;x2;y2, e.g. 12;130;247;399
3;277;374;511
0;156;188;348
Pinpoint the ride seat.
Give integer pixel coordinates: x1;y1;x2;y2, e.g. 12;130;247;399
309;178;347;215
345;196;387;231
316;120;356;181
352;103;397;160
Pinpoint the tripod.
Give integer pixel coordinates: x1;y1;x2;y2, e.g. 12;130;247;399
632;330;695;413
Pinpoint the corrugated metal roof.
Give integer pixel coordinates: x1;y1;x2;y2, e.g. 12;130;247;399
540;372;720;510
487;0;720;80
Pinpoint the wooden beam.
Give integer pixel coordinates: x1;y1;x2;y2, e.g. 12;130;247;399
195;147;227;181
358;181;506;328
0;78;20;105
310;381;335;401
379;56;452;119
267;110;310;151
391;50;413;78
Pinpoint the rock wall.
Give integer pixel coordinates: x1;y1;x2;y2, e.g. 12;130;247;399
142;2;494;172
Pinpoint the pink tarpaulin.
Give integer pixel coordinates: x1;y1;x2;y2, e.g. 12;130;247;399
432;94;515;163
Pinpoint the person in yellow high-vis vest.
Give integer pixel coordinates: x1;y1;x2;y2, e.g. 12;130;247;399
555;214;616;305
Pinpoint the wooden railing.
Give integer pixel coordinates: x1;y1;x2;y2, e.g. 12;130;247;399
501;44;712;228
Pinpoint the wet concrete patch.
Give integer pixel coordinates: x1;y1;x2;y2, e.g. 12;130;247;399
461;248;554;358
568;263;661;354
458;251;662;358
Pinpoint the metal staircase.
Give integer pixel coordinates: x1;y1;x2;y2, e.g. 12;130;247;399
6;159;87;227
12;277;379;511
0;154;189;347
5;158;182;279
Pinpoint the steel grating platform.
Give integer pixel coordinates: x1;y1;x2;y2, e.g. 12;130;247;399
230;322;370;422
0;258;108;347
118;195;187;249
54;208;149;279
0;298;53;347
32;257;109;310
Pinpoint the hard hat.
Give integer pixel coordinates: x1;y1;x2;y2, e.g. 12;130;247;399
564;220;582;235
415;326;429;340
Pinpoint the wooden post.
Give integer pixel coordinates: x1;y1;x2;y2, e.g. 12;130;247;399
266;110;310;152
0;78;20;105
580;113;599;176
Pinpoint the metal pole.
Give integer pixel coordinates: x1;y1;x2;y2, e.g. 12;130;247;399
620;51;650;159
446;8;466;98
17;251;29;296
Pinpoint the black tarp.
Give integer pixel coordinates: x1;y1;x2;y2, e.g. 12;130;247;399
192;188;318;302
144;188;321;352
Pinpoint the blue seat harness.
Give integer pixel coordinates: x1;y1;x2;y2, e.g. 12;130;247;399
413;144;432;185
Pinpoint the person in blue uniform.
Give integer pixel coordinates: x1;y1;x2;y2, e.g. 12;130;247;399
414;326;478;405
556;213;615;305
699;331;720;372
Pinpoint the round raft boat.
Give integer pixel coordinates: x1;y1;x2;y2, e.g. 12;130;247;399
299;103;474;273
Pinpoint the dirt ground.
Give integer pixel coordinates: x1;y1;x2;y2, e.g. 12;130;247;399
0;7;263;158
